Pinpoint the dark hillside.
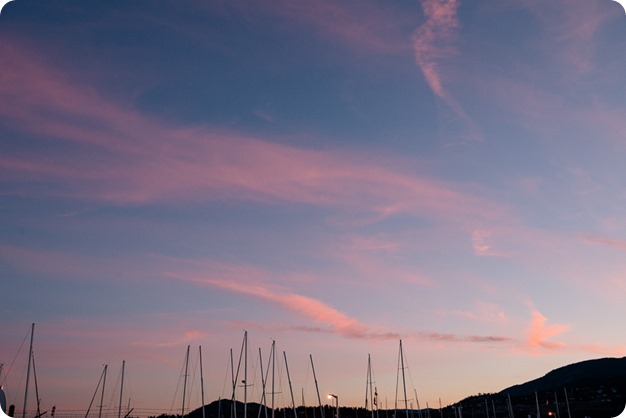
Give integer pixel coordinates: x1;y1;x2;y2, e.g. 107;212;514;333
150;358;626;418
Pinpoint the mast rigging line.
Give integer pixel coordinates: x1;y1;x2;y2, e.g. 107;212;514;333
1;325;32;389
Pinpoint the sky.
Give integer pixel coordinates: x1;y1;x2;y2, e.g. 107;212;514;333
1;0;626;416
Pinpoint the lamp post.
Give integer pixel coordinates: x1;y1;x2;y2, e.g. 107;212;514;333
328;394;339;418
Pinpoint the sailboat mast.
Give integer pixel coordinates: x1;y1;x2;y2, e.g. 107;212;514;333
200;347;206;418
400;341;409;418
31;352;41;418
366;354;375;418
365;355;370;411
244;331;248;418
271;341;276;418
182;345;190;418
22;323;34;418
554;392;560;418
439;398;443;418
230;348;239;418
283;352;297;418
99;365;108;418
84;365;107;418
258;347;268;418
564;389;571;418
118;360;125;418
310;355;324;418
231;349;236;418
415;390;422;418
535;392;540;418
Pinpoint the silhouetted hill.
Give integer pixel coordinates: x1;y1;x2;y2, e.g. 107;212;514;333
455;357;626;418
150;358;626;418
501;357;626;396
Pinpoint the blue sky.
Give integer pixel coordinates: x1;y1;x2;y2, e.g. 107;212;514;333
1;0;626;416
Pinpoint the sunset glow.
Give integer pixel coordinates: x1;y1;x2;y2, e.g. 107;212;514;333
1;1;626;417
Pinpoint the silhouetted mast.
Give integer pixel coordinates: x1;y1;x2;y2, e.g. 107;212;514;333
365;355;371;411
31;352;41;418
231;349;236;418
99;365;108;418
395;340;409;418
244;331;248;418
272;341;276;418
507;394;514;418
200;347;205;418
553;392;560;418
535;392;540;418
22;324;34;418
258;347;268;418
564;389;571;418
283;351;297;418
310;355;324;418
118;360;125;418
182;345;190;417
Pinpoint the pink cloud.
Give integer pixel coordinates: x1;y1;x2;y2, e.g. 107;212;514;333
174;274;399;341
165;265;521;347
472;229;511;257
412;0;459;99
526;309;570;352
0;39;506;227
411;0;482;141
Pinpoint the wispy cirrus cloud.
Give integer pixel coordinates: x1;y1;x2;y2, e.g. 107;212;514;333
412;0;459;99
415;331;513;344
167;266;520;346
171;273;399;341
506;0;617;77
411;0;481;141
583;235;626;251
0;39;505;227
447;301;508;324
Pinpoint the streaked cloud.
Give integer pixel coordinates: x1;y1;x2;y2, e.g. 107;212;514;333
0;39;505;227
168;271;397;340
412;0;481;141
583;235;626;251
